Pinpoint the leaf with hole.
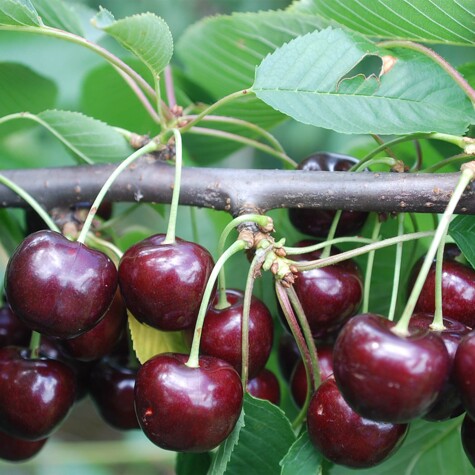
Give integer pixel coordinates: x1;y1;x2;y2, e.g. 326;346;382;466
253;27;475;135
0;0;40;26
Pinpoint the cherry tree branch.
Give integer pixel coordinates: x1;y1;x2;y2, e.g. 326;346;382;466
0;160;474;215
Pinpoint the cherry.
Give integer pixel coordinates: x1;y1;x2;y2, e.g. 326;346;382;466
246;369;280;405
291;242;363;341
290;345;334;408
0;429;47;462
0;305;30;348
277;333;301;381
5;230;118;339
289;152;368;238
60;290;127;362
410;256;475;328
307;377;408;468
118;234;214;331
333;313;450;422
135;353;243;452
461;413;475;468
409;313;469;421
0;346;76;440
186;289;273;379
453;331;475;419
89;355;139;430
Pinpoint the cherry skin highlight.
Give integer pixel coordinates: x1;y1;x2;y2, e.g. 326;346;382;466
118;234;214;331
134;353;243;452
5;230;118;339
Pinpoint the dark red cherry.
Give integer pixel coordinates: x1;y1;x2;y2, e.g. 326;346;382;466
277;333;300;381
246;369;280;405
89;355;139;430
5;230;118;339
461;413;475;468
409;313;469;420
410;257;475;328
307;377;408;468
290;345;334;408
289;152;368;238
0;305;30;347
291;242;363;341
118;234;214;331
186;289;273;379
333;313;450;423
135;353;243;452
0;346;76;440
0;429;47;462
454;331;475;419
60;290;127;362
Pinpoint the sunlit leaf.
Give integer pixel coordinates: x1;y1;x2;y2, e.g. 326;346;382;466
31;0;83;36
0;0;41;26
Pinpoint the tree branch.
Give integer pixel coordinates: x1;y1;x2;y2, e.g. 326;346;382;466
0;160;474;215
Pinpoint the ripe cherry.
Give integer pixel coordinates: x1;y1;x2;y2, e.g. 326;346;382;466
0;429;47;462
333;313;450;423
0;305;30;348
135;353;243;452
289;152;368;238
119;234;214;331
453;331;475;419
5;230;118;339
246;369;280;405
307;377;408;468
277;333;300;381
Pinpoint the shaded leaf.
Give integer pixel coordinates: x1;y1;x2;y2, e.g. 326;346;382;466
92;9;173;77
0;0;41;26
176;452;212;475
289;0;475;46
31;0;83;36
253;27;475;135
280;430;322;475
449;214;475;269
209;394;295;475
127;312;187;364
458;62;475;88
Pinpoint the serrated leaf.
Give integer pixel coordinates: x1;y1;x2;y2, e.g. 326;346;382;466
33;110;131;164
176;452;212;475
92;9;173;77
31;0;83;36
330;417;472;474
459;62;475;89
127;312;187;364
253;27;475;135
290;0;475;46
209;394;295;475
449;214;475;269
0;0;41;26
280;430;322;475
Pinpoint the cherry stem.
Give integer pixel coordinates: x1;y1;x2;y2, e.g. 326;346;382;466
154;74;164;128
29;331;41;359
361;214;382;313
186;239;248;369
216;214;272;310
284;236;374;255
388;213;406;321
164;65;177;109
432;239;446;330
378;40;475;104
77;140;159;244
292;231;435;272
394;164;475;335
422;153;472;173
320;210;342;259
0;173;60;233
86;233;124;264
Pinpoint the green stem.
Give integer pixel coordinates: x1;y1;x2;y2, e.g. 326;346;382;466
187;126;296;168
362;214;382;314
179;89;253;133
394;164;475;335
186;240;247;368
422;153;472;173
86;233;124;264
29;331;41;359
162;129;183;244
388;213;405;321
432;239;446;330
378;40;475;104
320;210;343;259
284;236;374;255
76;140;159;244
0;173;60;233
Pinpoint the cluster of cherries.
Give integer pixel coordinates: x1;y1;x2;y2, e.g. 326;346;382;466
0;151;475;471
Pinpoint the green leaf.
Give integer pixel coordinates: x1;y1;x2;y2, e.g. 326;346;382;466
92;9;173;77
330;417;472;474
289;0;475;46
209;394;296;475
280;430;322;475
458;62;475;89
0;0;41;26
449;215;475;269
176;452;212;475
30;0;83;36
253;27;475;135
33;110;131;164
